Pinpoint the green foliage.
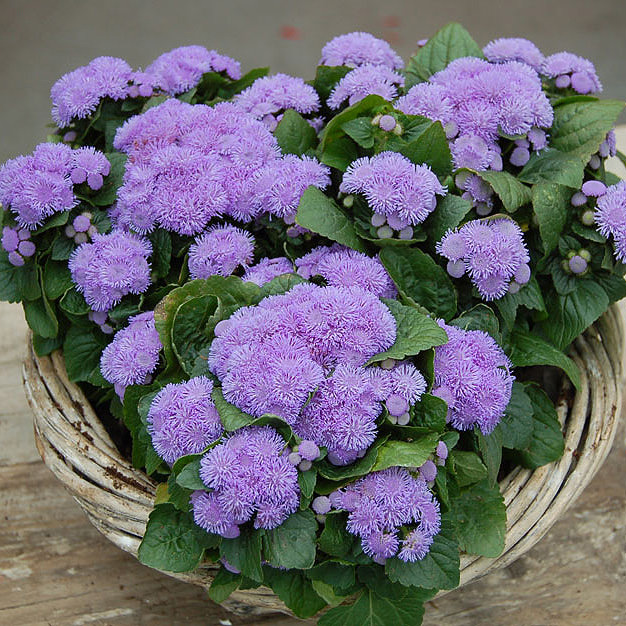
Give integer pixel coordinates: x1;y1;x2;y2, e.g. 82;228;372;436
532;183;572;255
263;567;327;618
499;382;534;450
274;109;318;155
476;170;532;212
372;433;440;471
220;526;264;583
263;510;318;569
450;451;488;487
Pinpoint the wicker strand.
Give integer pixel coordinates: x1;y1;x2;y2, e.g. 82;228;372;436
23;308;624;617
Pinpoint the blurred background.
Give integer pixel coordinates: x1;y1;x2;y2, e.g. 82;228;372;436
1;0;625;162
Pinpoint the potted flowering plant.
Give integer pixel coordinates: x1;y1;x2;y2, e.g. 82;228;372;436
4;22;626;625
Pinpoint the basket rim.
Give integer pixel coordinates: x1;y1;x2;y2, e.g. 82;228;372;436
22;305;624;617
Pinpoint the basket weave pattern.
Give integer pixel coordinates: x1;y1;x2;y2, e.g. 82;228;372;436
23;307;624;616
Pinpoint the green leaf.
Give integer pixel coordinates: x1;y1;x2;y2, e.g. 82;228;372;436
476;426;502;487
175;458;205;491
476;171;531;212
518;148;584;187
218;67;270;99
208;567;241;604
23;298;58;339
516;384;565;469
450;304;501;342
92;152;127;206
405;22;483;84
263;568;327;619
372;433;440;471
426;194;472;244
212;386;255;431
313;65;351;101
508;327;581;389
165;473;192;511
220;526;263;583
410;393;448;431
379;247;457;319
400;121;452;176
32;333;63;356
295;186;367;252
532;183;572;255
550;99;625;162
306;562;356;594
499;382;534;450
318;512;357;558
385;517;460;589
263;510;318;570
258;272;306;299
59;288;91;315
51;235;76;261
0;251;39;302
342;116;376;149
62;325;108;382
542;279;609;349
148;229;172;279
366;299;448;365
448;479;506;557
319;135;359;170
274;109;318;155
450;451;488;487
298;469;317;505
43;259;73;300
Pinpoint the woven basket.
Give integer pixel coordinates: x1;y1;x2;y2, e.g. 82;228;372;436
23;305;624;618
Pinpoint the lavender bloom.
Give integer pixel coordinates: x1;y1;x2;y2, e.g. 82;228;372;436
197;426;299;534
188;225;255;279
320;32;404;70
395;83;454;126
147;376;223;465
234;74;320;121
327;64;404;109
100;312;161;392
295;244;397;298
242;257;294;286
51;56;133;127
542;52;602;94
68;231;152;311
341;152;446;227
70;147;110;190
331;467;441;563
298;440;320;461
595;181;626;261
437;219;531;300
433;321;513;434
143;46;241;95
483;37;544;71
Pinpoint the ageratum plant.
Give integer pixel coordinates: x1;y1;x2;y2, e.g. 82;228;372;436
2;22;626;624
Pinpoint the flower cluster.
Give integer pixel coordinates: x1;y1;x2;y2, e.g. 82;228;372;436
65;211;99;245
193;426;299;535
100;312;162;396
328;64;404;109
242;256;293;285
1;227;36;266
437;219;530;300
483;37;545;72
69;231;152;311
70;147;111;190
295;244;397;299
593;181;626;261
341;152;447;236
320;32;404;69
147;376;223;464
542;51;602;94
329;467;441;563
433;321;513;434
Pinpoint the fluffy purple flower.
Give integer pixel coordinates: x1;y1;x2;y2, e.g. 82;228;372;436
483;37;544;71
51;56;133;126
542;52;602;94
70;147;110;190
341;152;446;227
327;64;404;109
320;32;404;70
433;322;513;434
147;376;223;465
143;46;241;95
437;218;530;300
188;225;255;279
69;231;152;311
196;426;299;534
295;244;397;298
235;73;320;120
100;312;161;391
332;467;441;562
395;82;455;126
595;181;626;261
242;257;294;286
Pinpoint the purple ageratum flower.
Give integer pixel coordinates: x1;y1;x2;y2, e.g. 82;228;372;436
327;64;404;109
188;224;255;279
51;56;133;127
147;376;223;465
242;257;294;286
100;311;161;391
295;244;397;299
143;45;241;95
595;181;626;261
197;425;299;534
191;491;240;538
70;147;110;190
437;218;531;300
450;135;494;171
341;152;446;227
395;83;455;126
332;467;441;562
542;52;602;94
433;321;514;435
320;32;404;70
234;73;320;119
483;37;545;71
68;230;152;311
